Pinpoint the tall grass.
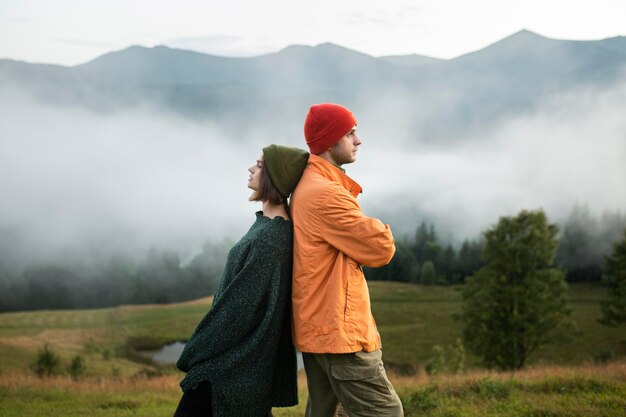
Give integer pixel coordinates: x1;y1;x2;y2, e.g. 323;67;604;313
397;361;626;416
1;362;624;416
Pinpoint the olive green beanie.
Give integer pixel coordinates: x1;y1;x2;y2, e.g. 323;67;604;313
262;144;309;198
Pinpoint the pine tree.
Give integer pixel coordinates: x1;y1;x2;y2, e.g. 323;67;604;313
420;261;437;285
599;228;626;326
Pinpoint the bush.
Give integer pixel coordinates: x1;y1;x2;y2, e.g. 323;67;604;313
68;355;86;380
403;387;438;413
134;367;164;379
594;349;615;364
425;338;466;375
469;378;512;400
111;365;121;378
32;344;60;377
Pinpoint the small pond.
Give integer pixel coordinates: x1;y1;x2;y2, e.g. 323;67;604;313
139;341;187;364
140;342;304;369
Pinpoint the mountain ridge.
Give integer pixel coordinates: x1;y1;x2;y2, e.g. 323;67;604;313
1;30;625;144
3;29;625;67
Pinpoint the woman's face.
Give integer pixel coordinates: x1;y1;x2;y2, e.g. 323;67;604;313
248;153;264;191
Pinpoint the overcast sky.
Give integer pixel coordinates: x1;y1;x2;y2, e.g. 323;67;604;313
1;0;625;66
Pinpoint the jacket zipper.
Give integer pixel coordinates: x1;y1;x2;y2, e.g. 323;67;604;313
343;278;349;321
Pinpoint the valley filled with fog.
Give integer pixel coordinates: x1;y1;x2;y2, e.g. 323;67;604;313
1;80;625;271
1;31;625;309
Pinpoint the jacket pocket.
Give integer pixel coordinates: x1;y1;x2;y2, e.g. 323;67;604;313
343;260;361;322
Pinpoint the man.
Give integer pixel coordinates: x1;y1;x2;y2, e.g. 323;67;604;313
291;103;404;417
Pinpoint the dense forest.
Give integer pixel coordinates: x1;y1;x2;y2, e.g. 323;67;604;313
366;206;626;284
0;206;624;312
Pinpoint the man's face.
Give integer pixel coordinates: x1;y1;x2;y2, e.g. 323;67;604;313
328;125;361;166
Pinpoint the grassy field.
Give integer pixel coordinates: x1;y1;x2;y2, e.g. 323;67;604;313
1;362;624;416
0;282;625;416
393;362;626;417
370;282;626;371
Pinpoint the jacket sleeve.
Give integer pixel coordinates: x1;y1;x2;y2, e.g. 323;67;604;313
176;236;279;372
320;185;395;268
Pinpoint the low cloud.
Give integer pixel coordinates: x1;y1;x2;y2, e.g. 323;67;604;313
357;80;626;241
0;78;625;271
0;91;261;268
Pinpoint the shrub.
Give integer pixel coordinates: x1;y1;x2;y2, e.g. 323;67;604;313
68;355;86;380
32;344;60;377
111;365;121;378
425;338;466;375
403;387;438;413
594;349;615;364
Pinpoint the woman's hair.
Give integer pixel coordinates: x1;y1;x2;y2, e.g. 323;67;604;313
249;163;284;206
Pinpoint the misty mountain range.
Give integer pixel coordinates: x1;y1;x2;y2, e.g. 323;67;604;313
1;29;626;288
2;29;626;144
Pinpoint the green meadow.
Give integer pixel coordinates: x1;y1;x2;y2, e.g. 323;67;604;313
0;282;625;416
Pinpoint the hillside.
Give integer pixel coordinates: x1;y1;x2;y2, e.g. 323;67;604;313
0;282;623;376
0;282;624;416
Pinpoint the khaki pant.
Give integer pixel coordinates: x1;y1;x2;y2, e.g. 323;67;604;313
303;350;404;417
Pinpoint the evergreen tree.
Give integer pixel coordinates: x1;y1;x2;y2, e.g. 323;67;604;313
454;239;484;281
183;238;231;297
459;210;572;370
413;221;429;264
555;206;626;282
428;224;438;243
22;265;78;310
364;240;418;282
0;269;15;312
599;228;626;326
420;261;437;285
440;244;456;283
136;249;183;303
556;204;601;281
423;240;442;267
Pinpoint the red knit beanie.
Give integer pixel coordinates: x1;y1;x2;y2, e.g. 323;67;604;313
304;103;357;155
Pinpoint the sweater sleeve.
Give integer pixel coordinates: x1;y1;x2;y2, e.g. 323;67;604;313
320;185;396;268
176;236;282;372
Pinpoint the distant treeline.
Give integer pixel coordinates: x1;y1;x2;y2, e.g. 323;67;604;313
0;206;624;312
0;241;231;313
365;206;626;285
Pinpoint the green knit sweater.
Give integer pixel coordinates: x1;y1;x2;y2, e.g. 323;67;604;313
176;211;298;416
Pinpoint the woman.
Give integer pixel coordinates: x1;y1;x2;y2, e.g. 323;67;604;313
174;144;309;417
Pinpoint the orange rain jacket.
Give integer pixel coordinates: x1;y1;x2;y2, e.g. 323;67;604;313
291;154;396;353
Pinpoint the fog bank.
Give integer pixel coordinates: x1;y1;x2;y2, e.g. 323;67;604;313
1;80;625;271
